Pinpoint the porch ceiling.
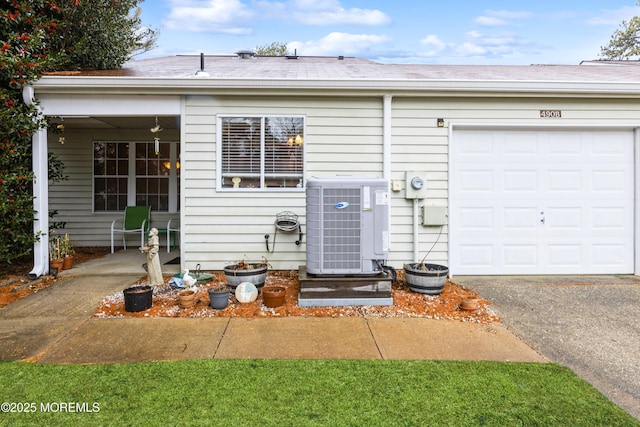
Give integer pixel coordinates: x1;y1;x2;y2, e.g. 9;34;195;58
50;115;180;130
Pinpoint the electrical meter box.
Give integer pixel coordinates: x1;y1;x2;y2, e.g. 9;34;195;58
405;171;428;199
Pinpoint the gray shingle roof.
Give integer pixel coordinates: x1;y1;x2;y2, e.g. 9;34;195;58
47;55;640;83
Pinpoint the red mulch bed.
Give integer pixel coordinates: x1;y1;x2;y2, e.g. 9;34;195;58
1;249;499;323
94;270;499;323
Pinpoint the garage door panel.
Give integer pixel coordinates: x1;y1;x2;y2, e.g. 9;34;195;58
592;244;629;267
592;208;628;230
547;133;581;156
503;208;538;230
504;134;538;156
547;171;581;192
458;245;494;267
458;207;494;230
503;245;538;267
592;132;629;156
503;170;537;191
452;128;634;275
592;171;628;192
545;207;581;230
546;245;582;267
459;171;493;192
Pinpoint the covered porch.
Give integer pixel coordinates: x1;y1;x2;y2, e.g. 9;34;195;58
59;249;182;278
25;87;184;278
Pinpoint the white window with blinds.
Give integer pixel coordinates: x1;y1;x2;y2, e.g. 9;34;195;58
217;116;305;190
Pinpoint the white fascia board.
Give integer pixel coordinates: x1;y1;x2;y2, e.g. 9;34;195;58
36;93;181;116
33;76;640;97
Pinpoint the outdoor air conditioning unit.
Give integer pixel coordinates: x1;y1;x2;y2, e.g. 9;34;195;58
306;177;390;276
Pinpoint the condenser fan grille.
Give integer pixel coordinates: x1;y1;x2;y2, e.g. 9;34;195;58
322;188;361;270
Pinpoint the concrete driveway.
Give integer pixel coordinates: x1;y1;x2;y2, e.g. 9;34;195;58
452;275;640;420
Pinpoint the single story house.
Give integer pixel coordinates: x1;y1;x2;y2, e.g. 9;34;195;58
25;54;640;277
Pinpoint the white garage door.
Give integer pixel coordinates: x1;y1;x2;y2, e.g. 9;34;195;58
451;128;635;275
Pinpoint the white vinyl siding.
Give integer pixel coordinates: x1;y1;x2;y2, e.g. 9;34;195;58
182;95;384;270
47;94;640;274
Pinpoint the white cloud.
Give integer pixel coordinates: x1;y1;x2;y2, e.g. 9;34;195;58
420;35;446;50
475;9;533;27
419;34;447;56
164;0;390;34
289;32;390;56
165;0;254;34
295;8;390;26
475;16;508;26
283;0;390;26
586;6;640;26
418;30;538;60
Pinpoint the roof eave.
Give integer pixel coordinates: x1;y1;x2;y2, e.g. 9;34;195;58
31;76;640;98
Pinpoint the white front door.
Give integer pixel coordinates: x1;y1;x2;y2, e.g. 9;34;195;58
451;128;635;275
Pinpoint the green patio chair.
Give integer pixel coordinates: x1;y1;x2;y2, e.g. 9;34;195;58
110;206;151;253
166;217;180;253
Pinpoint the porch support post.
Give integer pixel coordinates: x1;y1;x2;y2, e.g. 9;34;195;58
24;86;49;279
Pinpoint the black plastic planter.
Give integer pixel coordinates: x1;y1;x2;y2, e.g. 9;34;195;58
208;286;230;310
123;285;153;312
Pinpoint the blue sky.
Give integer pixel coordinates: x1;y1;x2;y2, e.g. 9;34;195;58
137;0;640;65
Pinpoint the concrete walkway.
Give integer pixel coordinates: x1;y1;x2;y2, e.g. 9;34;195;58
1;251;543;365
0;273;542;364
3;251;639;420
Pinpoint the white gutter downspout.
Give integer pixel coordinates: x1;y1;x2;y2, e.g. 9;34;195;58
383;95;392;181
413;199;420;262
636;127;640;276
23;86;49;279
383;95;392;253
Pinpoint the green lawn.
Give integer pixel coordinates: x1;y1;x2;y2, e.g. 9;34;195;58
0;359;637;426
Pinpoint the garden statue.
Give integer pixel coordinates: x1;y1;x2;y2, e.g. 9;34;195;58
140;228;163;286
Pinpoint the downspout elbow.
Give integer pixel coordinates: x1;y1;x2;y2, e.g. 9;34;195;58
23;85;35;107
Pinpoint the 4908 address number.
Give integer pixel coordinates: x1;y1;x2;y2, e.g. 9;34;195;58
540;110;562;118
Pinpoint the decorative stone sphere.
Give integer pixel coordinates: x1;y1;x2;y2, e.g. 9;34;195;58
235;282;258;303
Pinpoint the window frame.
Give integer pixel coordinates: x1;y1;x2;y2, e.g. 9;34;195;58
216;115;306;192
92;140;181;213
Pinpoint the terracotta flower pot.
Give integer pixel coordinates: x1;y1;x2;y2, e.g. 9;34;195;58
460;297;479;311
62;255;74;270
49;258;63;273
262;285;286;308
177;289;196;308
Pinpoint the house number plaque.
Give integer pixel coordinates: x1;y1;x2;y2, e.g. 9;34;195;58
540;110;562;118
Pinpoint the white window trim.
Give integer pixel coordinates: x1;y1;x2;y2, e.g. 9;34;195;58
216;115;306;192
92;140;181;213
